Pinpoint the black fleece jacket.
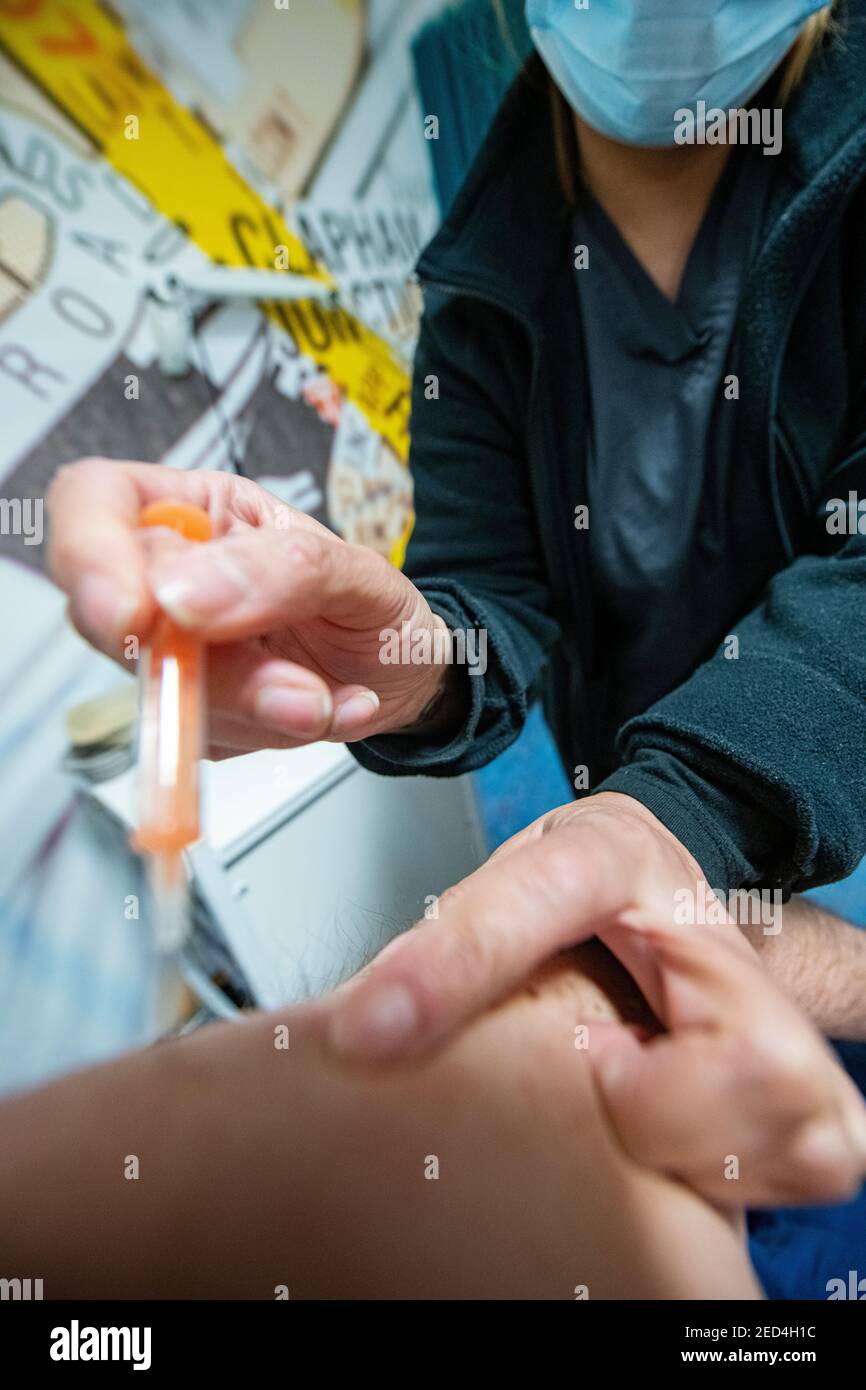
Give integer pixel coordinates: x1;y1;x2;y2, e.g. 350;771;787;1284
354;13;866;898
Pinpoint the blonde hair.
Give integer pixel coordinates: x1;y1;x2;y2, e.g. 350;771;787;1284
778;5;837;104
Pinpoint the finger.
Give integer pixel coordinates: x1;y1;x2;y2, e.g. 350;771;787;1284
48;460;216;656
592;1024;866;1206
210;644;379;739
208;687;380;753
145;524;404;643
591;922;866;1204
323;819;635;1061
625;917;864;1124
203;644;380;752
50;462;152;654
603;910;792;1036
207;644;333;738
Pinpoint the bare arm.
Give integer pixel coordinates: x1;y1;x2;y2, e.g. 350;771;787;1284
0;946;759;1301
741;898;866;1041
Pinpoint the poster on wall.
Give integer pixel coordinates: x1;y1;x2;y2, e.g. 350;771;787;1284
0;0;447;1079
0;0;443;577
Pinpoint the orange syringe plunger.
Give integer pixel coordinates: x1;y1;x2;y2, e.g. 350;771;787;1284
132;501;212;950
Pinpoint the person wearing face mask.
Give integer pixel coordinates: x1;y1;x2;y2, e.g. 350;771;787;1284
50;0;866;1282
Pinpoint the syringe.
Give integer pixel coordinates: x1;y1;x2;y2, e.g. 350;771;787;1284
131;500;212;953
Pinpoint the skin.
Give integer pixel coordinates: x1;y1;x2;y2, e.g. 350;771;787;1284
0;944;763;1300
322;795;866;1208
43;93;866;1210
45;467;866;1211
47;461;448;756
741;901;866;1043
573;114;733;302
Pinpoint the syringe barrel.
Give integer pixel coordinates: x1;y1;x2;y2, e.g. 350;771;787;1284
131;500;211;856
133;617;204;853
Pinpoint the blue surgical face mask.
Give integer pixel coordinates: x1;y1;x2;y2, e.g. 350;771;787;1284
526;0;827;146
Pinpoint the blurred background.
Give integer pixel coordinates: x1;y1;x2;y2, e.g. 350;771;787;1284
0;0;570;1094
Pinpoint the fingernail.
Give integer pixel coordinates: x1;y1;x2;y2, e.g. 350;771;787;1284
327;982;418;1060
332;691;380;735
598;1058;622;1090
596;1044;629;1092
153;551;251;628
255;686;332;734
795;1121;852;1173
73;574;140;644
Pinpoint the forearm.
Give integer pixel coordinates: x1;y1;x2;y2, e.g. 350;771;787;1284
600;539;866;898
741;898;866;1041
0;947;759;1300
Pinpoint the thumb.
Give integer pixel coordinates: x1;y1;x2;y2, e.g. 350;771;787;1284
147;526;400;643
323;820;632;1062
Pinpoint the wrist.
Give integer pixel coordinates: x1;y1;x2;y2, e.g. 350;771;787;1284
392;613;466;735
581;790;707;884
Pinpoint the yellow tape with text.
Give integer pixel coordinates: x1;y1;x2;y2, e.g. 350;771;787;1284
0;0;414;560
